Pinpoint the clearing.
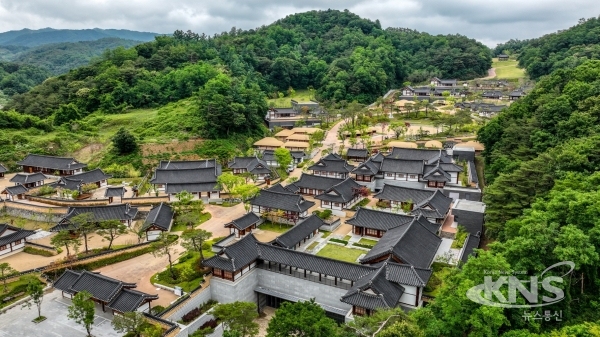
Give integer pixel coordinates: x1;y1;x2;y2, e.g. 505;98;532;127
491;58;526;80
267;89;316;108
315;244;364;264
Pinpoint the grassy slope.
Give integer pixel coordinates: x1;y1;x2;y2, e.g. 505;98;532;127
492;58;526;80
267;89;315;108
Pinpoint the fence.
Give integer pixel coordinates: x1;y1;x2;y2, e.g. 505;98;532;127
26;195;110;207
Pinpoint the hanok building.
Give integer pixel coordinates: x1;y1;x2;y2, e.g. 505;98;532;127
265;108;320;129
508;88;526;100
1;185;28;201
0;224;35;258
314;178;365;211
459;231;481;263
228;157;271;182
51;203;139;232
347;208;440;239
150;160;222;201
451;199;486;235
270;214;323;250
308;153;354;179
225;212;262;238
401;86;432;97
249;189;315;223
141;202;174;241
346;148;369;162
292;174;344;196
253;137;284;151
9;172;47;189
17;154;86;176
374;184;452;224
203;234;435;320
53;168;112;191
274;129;295;141
359;216;441;267
481;90;504;99
497;54;509;61
53;270;158;314
0;163;6;178
104;186;126;203
430;77;457;87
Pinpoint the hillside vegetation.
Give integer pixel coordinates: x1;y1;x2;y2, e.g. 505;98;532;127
0;61;50;96
0;38;147;75
5;9;491;121
494;17;600;80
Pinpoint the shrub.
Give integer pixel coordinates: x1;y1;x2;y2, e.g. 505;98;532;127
376;200;391;208
182;307;202;323
314;209;332;220
352;243;374;249
350;198;370;210
200;319;218;329
451;226;468;249
34;185;56;196
23;246;55;257
81;183;97;193
329;238;348;245
151;305;165;315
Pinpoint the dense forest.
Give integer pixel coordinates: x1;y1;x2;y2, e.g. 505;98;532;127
494;17;600;80
0;61;50;96
411;18;600;336
4;9;491;128
0;38;148;75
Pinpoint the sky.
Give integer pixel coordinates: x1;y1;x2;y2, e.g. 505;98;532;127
0;0;598;47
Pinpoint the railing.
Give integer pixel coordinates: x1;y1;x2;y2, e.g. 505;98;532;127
256;261;353;290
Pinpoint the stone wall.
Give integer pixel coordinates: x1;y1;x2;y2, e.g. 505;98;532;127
210;269;259;304
26;196;109;207
1;203;66;222
168;286;213;321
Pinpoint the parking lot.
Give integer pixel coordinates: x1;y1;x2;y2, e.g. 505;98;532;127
0;290;121;337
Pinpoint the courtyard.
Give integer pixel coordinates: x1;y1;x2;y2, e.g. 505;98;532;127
0;290;122;337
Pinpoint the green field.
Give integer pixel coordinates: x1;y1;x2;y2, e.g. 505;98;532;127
259;221;293;233
492;58;526;80
267;89;316;108
316;244;364;263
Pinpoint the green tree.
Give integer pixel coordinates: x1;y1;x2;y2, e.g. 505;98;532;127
111;127;138;155
231;183;260;205
69;212;95;254
50;230;81;257
266;299;337;337
217;173;245;202
151;233;178;280
111;311;147;337
0;263;16;292
68;291;95;337
23;278;45;320
97;220;128;250
53;103;81;125
181;229;212;261
213;301;259;337
274;148;292;169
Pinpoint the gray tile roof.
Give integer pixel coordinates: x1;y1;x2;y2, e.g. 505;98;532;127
290;151;306;159
293;174;344;191
314;178;362;203
308;155;354;173
272;215;324;249
52;177;82;190
227;157;271;175
17;154;86;171
52;204;138;231
158;159;219;170
0;224;35;246
341;264;405;310
104;186;126;197
438;163;463;172
108;288;158;313
347;148;369;158
63;169;112;184
460;232;481;263
346;208;414;231
266;183;295;194
2;184;28;195
360;217;441;269
67;271;135;302
0;164;6;173
142;202;174;231
380;159;424;174
351;158;380;175
250;189;315;213
202;234;260;271
387;148;452;164
165;182;219;194
10;172;47;184
52;270;82;294
385;262;432;287
150;167;221;185
226;212;261;231
261;150;276;162
468;160;479;185
374;184;452;220
371;153;385;163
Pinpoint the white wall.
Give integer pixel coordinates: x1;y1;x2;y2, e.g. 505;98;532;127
398;285;420;307
147;230;162;241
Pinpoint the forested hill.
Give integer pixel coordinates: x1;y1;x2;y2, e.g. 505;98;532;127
0;28;158;47
494;17;600;80
0;61;50;96
0;38;147;75
5;9;491;123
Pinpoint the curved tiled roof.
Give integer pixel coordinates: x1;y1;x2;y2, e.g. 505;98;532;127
17;154;86;171
272;215;324;249
250;189;314;213
142;202;174;231
226;212;261;231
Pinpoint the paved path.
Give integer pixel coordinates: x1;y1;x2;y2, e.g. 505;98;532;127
199;203;247;239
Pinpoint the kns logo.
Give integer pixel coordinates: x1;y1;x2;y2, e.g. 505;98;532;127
466;261;575;308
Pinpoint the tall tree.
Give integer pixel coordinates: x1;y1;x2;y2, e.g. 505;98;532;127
50;230;81;257
97;220;128;250
213;301;259;337
0;263;16;293
112;311;147;337
151;233;178;280
181;229;212;261
23;278;45;320
69;212;95;254
267;299;337;337
112;127;138;155
68;291;95;337
273;148;292;169
216;173;245;202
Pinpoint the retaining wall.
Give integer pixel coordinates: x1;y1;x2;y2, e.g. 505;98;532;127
1;202;67;222
26;196;110;207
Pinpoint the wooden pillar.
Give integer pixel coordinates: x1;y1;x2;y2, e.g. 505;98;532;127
102;302;105;312
319;273;322;282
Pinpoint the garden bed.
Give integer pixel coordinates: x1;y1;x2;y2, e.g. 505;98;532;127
315;244;364;264
171;212;212;232
350;198;370;210
151;243;216;292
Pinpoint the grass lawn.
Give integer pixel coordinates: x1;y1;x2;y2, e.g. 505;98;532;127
350;198;370;211
343;235;351;241
316;244;364;264
259;221;293;234
492;58;526;80
267;89;315;108
307;241;319;251
171;212;212;232
321;231;331;238
358;238;378;246
0;216;50;231
0;276;45;309
151;244;215;293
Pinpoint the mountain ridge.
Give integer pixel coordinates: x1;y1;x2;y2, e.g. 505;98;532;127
0;28;159;47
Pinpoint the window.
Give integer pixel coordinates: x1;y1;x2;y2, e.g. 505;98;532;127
354;306;367;316
14;240;21;245
0;245;5;251
366;228;378;236
437;182;445;188
428;181;437;187
322;201;330;206
386;173;393;178
334;203;340;207
409;175;417;179
223;271;233;280
397;174;405;178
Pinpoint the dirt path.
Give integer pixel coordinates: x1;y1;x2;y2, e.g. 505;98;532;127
481;67;496;79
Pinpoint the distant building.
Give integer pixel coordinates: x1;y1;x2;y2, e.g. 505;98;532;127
17;154;86;176
498;54;509;61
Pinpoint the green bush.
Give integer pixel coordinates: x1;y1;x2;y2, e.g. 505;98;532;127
329;238;348;245
352;243;373;249
350;198;370;211
151;305;165;315
451;226;468;249
314;209;332;220
23;246;55;257
34;185;56;196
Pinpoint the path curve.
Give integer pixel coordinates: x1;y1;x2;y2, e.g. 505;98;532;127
481;68;496;79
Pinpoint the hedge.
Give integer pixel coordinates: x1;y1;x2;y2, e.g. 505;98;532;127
329;238;348;245
23;246;55;257
352;243;374;249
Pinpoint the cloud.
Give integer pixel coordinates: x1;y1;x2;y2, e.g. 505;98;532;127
0;0;598;46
